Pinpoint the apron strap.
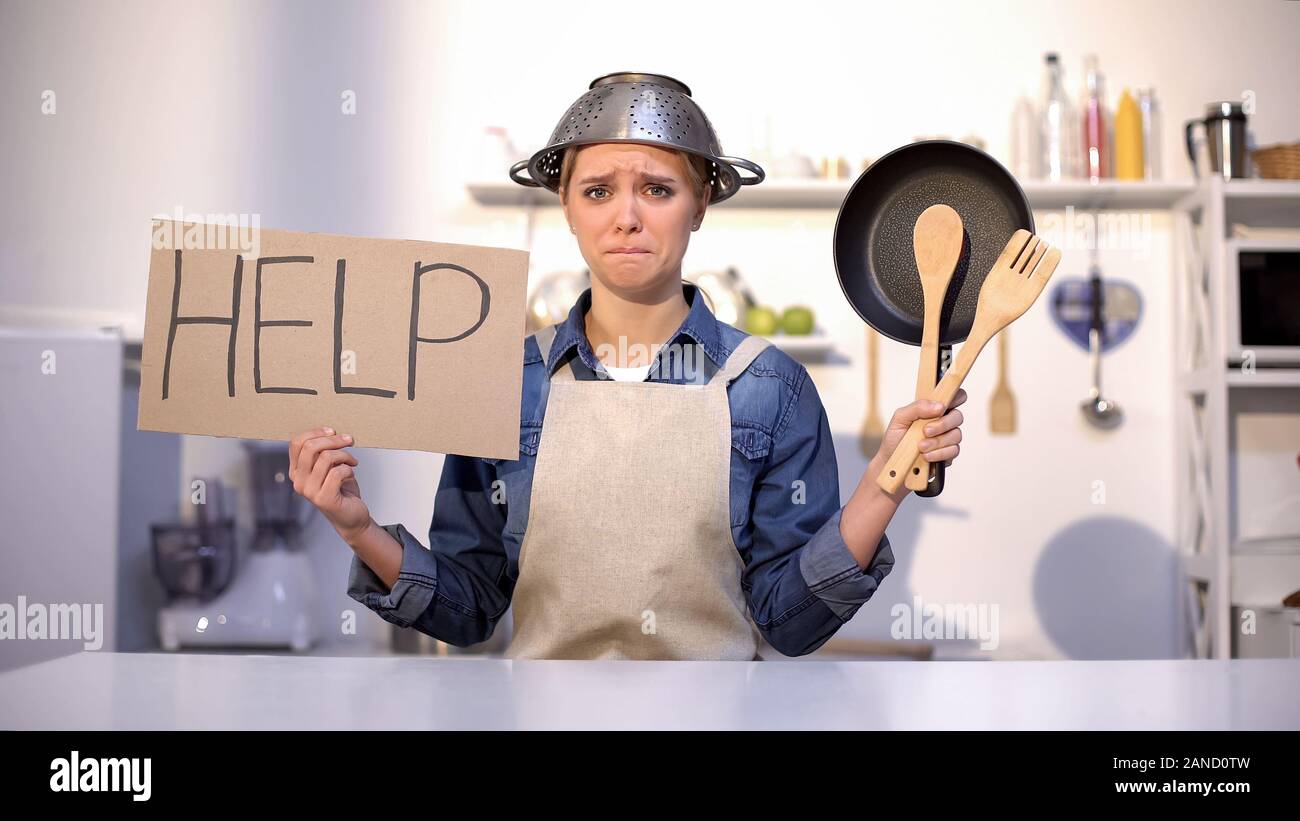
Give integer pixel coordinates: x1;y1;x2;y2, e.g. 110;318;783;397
708;335;772;387
532;322;579;383
532;322;559;363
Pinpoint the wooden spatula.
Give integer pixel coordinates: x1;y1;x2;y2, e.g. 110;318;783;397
877;229;1061;494
905;204;964;492
860;327;884;458
989;328;1017;434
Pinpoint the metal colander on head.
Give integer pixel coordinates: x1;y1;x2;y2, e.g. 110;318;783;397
509;71;765;204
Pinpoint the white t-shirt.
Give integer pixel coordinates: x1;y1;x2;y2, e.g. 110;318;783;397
601;363;653;382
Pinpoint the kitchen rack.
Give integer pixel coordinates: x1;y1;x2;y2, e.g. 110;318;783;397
468;177;1197;211
1173;177;1300;659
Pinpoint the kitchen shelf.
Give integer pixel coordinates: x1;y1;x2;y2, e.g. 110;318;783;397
1179;366;1300;391
467;177;853;209
756;330;837;363
1223;179;1300;200
1225;368;1300;388
1022;180;1195;210
1234;534;1300;553
468;178;1196;211
1172;175;1300;660
1178;178;1300;228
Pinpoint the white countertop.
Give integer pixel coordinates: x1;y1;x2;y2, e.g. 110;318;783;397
2;652;1297;730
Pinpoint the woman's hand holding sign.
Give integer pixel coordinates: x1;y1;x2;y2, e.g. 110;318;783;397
290;427;405;590
289;427;370;543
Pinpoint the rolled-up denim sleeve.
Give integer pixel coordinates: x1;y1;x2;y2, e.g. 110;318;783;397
743;368;894;657
346;453;513;647
798;507;894;621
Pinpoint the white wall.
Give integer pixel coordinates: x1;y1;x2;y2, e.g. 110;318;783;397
3;0;1298;658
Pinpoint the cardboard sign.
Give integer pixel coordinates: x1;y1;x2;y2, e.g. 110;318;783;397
138;221;529;460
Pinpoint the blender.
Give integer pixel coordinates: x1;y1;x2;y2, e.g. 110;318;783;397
155;441;317;651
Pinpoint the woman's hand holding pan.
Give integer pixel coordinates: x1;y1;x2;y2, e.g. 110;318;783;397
288;427;371;543
868;390;968;506
838;390;968;566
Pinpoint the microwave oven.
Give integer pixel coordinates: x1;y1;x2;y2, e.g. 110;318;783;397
1226;241;1300;365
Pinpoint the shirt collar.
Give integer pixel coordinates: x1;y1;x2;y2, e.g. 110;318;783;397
546;281;725;377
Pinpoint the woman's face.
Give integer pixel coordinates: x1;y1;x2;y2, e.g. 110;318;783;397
561;143;707;297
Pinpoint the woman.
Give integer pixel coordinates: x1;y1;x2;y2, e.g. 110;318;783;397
289;72;966;660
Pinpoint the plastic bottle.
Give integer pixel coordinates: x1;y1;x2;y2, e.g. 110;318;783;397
1081;55;1106;181
1041;53;1076;182
1114;89;1144;180
1010;94;1040;179
1138;88;1162;180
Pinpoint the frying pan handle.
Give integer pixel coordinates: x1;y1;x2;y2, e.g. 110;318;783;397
913;344;950;497
717;156;766;186
510;159;542;187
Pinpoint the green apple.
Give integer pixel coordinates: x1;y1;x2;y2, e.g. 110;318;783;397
781;305;815;335
745;306;779;335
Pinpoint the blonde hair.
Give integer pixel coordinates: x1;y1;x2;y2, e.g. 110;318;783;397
558;144;712;208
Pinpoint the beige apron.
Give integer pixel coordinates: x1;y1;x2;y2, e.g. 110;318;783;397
506;322;772;661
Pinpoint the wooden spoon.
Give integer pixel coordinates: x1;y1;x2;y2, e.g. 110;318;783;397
905;204;965;492
878;229;1061;495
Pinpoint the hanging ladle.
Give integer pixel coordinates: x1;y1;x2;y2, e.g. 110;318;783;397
1080;237;1122;430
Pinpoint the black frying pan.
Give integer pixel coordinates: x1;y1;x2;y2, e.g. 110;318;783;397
833;140;1034;496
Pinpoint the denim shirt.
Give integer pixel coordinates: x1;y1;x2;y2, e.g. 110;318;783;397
347;282;895;657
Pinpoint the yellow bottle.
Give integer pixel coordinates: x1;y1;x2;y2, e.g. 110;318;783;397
1115;88;1144;180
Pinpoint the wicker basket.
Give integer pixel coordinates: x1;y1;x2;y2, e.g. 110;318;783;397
1252;142;1300;180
